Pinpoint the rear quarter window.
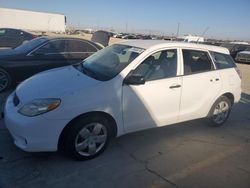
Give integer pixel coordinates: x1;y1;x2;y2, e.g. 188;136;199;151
210;51;236;69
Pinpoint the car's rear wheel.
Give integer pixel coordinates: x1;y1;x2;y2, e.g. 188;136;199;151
208;96;231;126
0;68;11;92
65;116;112;160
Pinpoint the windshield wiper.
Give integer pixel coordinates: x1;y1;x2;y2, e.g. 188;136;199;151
78;63;100;80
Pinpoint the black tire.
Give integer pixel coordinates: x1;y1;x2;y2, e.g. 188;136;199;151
208;96;232;127
64;116;112;160
0;68;11;93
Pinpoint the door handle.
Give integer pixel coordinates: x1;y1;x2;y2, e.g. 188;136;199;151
169;84;181;89
210;78;220;82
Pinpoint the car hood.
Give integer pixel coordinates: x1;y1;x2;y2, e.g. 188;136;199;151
238;51;250;55
16;65;101;104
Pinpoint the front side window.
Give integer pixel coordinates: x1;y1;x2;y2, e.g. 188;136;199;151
210;51;236;69
15;37;48;52
182;49;213;75
34;40;66;54
8;29;19;35
133;49;177;81
80;44;144;80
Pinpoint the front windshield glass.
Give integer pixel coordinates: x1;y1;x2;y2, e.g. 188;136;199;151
220;43;234;51
80;44;145;80
15;37;48;52
244;47;250;51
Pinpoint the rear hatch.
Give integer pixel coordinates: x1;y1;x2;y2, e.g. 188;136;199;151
91;30;111;48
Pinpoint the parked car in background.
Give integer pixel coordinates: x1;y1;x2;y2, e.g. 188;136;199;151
122;35;137;39
0;28;37;49
235;47;250;63
0;37;103;92
114;33;125;38
137;35;152;40
3;41;241;160
221;43;250;59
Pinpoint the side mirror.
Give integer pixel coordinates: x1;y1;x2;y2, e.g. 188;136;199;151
124;71;145;85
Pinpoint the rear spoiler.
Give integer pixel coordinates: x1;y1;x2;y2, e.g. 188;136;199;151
91;30;111;48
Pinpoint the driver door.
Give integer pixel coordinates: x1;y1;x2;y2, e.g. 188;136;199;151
122;49;182;133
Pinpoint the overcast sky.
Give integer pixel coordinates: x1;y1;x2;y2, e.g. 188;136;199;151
1;0;250;40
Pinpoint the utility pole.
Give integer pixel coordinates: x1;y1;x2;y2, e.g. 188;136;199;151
201;27;210;37
176;22;180;37
196;26;210;43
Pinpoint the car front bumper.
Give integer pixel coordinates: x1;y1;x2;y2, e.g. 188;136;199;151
4;93;69;152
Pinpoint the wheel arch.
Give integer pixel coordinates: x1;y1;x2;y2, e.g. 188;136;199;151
221;92;234;105
58;111;118;151
207;92;234;117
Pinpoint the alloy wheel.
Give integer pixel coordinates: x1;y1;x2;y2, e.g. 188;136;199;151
213;101;230;124
74;122;107;157
0;69;9;92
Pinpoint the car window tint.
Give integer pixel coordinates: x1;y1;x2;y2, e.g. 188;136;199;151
182;49;213;75
210;51;236;69
0;29;6;35
8;29;19;35
66;40;97;52
133;49;177;81
35;40;66;54
82;44;144;80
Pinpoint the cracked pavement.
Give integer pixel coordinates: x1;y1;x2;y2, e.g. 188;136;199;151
0;63;250;188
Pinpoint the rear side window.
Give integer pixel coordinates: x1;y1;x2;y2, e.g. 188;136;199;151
66;40;97;52
182;49;214;75
0;29;6;35
210;51;236;69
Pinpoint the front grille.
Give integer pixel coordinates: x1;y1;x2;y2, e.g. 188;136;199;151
13;93;20;106
239;54;250;58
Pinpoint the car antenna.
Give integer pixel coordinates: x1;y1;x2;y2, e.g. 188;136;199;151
196;27;210;43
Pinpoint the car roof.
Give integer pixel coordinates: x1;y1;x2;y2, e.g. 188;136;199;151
36;36;99;44
117;40;230;54
42;36;89;41
35;36;102;49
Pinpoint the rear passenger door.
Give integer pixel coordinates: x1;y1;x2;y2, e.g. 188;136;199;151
179;49;222;122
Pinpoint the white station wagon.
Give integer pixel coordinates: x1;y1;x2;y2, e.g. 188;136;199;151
4;40;241;160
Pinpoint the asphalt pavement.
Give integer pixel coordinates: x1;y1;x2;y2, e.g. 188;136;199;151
0;64;249;188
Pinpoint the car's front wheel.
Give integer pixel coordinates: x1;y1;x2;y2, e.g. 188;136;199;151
208;96;232;126
0;68;11;92
65;116;111;160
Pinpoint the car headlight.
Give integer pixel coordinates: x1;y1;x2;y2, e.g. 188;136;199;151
18;98;61;117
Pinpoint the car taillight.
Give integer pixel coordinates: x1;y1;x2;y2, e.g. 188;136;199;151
234;67;242;79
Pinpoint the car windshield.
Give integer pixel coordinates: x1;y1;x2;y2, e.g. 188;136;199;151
244;47;250;51
220;43;235;51
78;44;145;81
14;37;48;52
